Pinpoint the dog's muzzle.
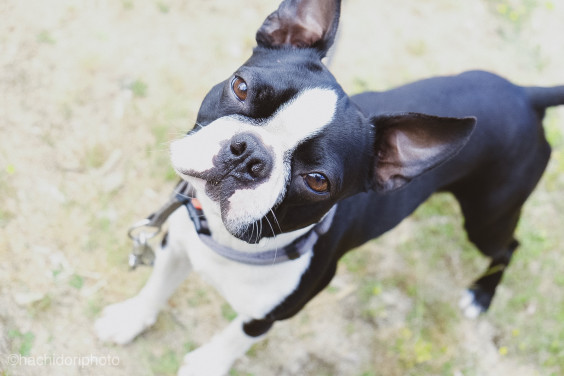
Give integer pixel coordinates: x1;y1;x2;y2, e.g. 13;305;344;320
171;126;287;241
221;132;274;184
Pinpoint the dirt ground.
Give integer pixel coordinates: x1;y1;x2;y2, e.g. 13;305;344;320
1;0;563;375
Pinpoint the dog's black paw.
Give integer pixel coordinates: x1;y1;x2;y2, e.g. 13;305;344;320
458;288;492;318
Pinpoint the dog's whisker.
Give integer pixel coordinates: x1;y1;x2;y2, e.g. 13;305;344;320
263;215;279;264
249;221;256;243
270;209;282;235
258;219;263;244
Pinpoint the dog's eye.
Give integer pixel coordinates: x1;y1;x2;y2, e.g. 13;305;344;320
231;76;248;102
304;173;329;194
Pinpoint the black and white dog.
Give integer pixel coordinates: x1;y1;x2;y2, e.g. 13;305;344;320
95;0;564;374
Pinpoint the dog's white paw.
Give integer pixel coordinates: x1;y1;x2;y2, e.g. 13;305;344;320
178;344;233;376
95;297;158;344
458;290;484;319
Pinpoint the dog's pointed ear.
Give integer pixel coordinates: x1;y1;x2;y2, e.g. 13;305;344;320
256;0;341;56
371;113;476;192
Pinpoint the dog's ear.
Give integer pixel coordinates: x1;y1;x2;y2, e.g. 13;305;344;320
371;113;476;192
256;0;341;56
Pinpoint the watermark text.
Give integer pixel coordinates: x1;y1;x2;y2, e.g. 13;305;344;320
2;353;120;368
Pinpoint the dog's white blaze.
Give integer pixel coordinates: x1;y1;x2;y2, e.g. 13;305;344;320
171;88;337;234
265;88;338;147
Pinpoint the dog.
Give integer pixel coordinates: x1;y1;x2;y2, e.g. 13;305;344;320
95;0;564;374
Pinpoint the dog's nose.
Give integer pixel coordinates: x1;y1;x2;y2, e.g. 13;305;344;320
227;133;273;181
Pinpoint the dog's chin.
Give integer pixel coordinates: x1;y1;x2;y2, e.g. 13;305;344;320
233;229;262;245
226;217;277;245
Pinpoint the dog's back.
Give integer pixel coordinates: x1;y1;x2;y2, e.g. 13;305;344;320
349;70;563;315
352;70;559;188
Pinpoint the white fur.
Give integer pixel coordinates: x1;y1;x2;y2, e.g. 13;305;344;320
459;290;483;319
96;207;315;375
95;296;159;345
178;316;263;376
170;88;337;236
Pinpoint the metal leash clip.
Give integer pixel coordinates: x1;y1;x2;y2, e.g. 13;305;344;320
126;181;190;270
127;219;160;269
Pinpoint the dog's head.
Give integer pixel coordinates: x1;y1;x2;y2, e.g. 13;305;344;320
171;0;474;245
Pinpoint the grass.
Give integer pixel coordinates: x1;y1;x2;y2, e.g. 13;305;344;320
0;165;15;228
68;274;84;290
130;79;148;98
149;123;181;182
37;30;56;44
8;330;35;356
83;143;110;169
492;211;564;371
149;348;181;375
487;0;553;32
28;295;53;318
221;303;238;322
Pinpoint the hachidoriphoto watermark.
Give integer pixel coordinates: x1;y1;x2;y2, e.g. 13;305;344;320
1;353;120;369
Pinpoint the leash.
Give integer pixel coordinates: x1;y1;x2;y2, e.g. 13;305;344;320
127;181;336;269
127;180;193;269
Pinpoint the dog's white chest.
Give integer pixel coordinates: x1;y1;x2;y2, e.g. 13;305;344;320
168;208;312;319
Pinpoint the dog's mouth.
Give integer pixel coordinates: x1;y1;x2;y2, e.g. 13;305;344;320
173;162;287;244
179;175;283;244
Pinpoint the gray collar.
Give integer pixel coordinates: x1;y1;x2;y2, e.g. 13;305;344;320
195;206;337;266
127;180;336;268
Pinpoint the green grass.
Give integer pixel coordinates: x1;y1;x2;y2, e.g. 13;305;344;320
149;123;180;182
69;274;85;289
229;371;255;376
28;294;53;318
156;1;170;13
130;79;148;98
86;297;104;319
83;143;109;169
37;30;56;44
0;166;16;228
0;206;14;228
221;303;237;322
487;0;548;29
8;330;35;356
150;348;181;375
490;210;564;372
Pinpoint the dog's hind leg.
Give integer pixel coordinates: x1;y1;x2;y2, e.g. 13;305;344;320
95;209;193;344
453;130;550;317
453;167;548;317
454;188;525;318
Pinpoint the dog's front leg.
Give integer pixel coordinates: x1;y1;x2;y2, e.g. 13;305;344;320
95;229;192;344
179;315;268;376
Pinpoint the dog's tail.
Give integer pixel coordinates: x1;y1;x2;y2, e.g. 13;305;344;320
525;85;564;111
